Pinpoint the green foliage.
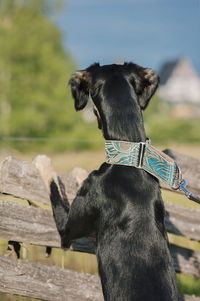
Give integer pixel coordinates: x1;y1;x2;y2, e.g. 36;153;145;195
0;1;199;152
0;0;65;15
143;95;200;144
0;0;99;151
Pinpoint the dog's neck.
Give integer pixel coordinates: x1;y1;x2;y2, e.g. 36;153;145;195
102;111;146;143
93;87;146;143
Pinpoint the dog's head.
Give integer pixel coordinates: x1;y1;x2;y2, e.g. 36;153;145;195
69;62;159;141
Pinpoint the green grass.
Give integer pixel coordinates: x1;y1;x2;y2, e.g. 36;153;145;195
177;274;200;296
162;189;200;210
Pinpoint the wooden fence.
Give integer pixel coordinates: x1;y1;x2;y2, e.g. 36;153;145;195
0;149;200;300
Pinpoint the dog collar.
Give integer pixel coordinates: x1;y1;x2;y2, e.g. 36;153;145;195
105;139;200;204
105;139;179;188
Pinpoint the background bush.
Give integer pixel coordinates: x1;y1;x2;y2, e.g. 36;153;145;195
0;0;199;152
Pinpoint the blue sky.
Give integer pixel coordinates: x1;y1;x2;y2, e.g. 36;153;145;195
55;0;200;74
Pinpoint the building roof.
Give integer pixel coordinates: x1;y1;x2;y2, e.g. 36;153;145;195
158;58;200;104
159;59;179;85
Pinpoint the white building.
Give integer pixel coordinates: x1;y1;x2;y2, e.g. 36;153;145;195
158;58;200;105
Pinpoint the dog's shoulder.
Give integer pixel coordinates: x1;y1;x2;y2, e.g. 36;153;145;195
76;162;110;196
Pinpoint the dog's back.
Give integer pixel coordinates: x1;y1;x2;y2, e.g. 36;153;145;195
93;164;178;300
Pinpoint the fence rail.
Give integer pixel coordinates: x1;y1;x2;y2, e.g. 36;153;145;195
0;150;200;301
0;255;103;301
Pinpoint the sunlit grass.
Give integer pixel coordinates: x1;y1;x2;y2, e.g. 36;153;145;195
0;239;98;276
177;274;200;296
162;189;200;209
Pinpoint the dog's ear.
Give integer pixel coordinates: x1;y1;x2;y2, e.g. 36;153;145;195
68;71;91;111
125;63;159;110
69;63;100;111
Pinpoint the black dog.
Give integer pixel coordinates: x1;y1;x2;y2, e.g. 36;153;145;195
36;62;178;301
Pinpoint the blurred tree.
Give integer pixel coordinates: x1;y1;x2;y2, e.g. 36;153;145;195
143;94;200;144
0;0;99;151
0;0;65;15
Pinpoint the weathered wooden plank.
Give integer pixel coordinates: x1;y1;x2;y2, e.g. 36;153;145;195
165;201;200;241
0;199;60;247
0;256;200;301
1;156;200;244
1;199;200;277
170;244;200;277
1;150;200;209
0;199;95;253
0;255;103;301
0;156;78;205
0;200;95;253
0;153;200;299
1;198;200;247
163;149;200;196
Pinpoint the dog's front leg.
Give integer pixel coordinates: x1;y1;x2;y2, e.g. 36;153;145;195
34;156;70;243
59;191;97;249
34;155;97;250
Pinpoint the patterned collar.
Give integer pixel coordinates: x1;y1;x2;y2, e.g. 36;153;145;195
105;139;180;189
105;139;200;204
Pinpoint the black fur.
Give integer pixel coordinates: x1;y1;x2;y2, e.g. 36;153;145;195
50;62;178;300
7;241;21;258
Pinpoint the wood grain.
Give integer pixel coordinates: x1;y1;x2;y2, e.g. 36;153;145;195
0;153;200;300
163;149;200;196
0;255;103;301
0;199;200;277
0;156;78;205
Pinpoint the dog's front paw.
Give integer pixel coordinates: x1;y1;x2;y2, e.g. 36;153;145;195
61;235;71;251
33;155;57;192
